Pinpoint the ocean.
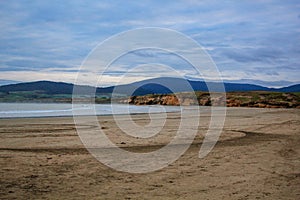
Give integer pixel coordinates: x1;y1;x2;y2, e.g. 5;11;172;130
0;103;182;118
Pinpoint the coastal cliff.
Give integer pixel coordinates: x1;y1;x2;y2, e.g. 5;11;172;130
125;92;300;108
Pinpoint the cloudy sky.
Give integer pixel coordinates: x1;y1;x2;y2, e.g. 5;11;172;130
0;0;299;87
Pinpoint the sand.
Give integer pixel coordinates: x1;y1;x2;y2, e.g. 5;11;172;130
0;107;299;199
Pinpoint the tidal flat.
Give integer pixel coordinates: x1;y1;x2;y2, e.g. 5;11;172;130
0;107;299;199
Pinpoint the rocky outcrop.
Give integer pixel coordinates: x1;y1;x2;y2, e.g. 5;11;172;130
128;95;180;106
126;92;300;108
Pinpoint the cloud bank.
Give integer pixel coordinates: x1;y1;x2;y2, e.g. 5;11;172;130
0;0;299;87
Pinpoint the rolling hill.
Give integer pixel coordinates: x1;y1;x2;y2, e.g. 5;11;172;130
0;78;299;97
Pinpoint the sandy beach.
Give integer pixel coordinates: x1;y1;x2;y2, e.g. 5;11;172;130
0;107;299;199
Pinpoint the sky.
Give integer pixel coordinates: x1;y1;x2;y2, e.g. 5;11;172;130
0;0;299;87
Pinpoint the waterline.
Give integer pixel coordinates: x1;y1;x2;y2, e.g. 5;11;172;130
0;103;182;118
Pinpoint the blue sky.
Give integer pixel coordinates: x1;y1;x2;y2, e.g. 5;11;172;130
0;0;299;87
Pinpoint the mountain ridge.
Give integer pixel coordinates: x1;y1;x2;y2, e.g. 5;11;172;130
0;78;299;96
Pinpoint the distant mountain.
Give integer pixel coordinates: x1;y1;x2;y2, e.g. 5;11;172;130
107;77;282;95
0;79;22;86
0;78;299;96
0;81;93;95
221;79;296;88
96;77;273;96
274;84;300;92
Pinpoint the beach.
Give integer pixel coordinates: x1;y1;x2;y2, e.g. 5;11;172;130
0;107;299;199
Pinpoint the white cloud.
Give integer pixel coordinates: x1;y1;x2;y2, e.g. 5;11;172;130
0;0;299;86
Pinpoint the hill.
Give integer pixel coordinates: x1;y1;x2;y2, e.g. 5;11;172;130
104;77;300;95
0;78;299;103
0;78;299;95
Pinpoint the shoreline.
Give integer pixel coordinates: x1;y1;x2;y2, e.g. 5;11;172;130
0;103;298;120
0;107;299;199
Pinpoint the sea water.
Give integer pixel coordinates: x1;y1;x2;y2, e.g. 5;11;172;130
0;103;182;118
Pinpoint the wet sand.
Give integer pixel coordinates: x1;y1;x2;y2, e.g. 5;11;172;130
0;107;299;199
